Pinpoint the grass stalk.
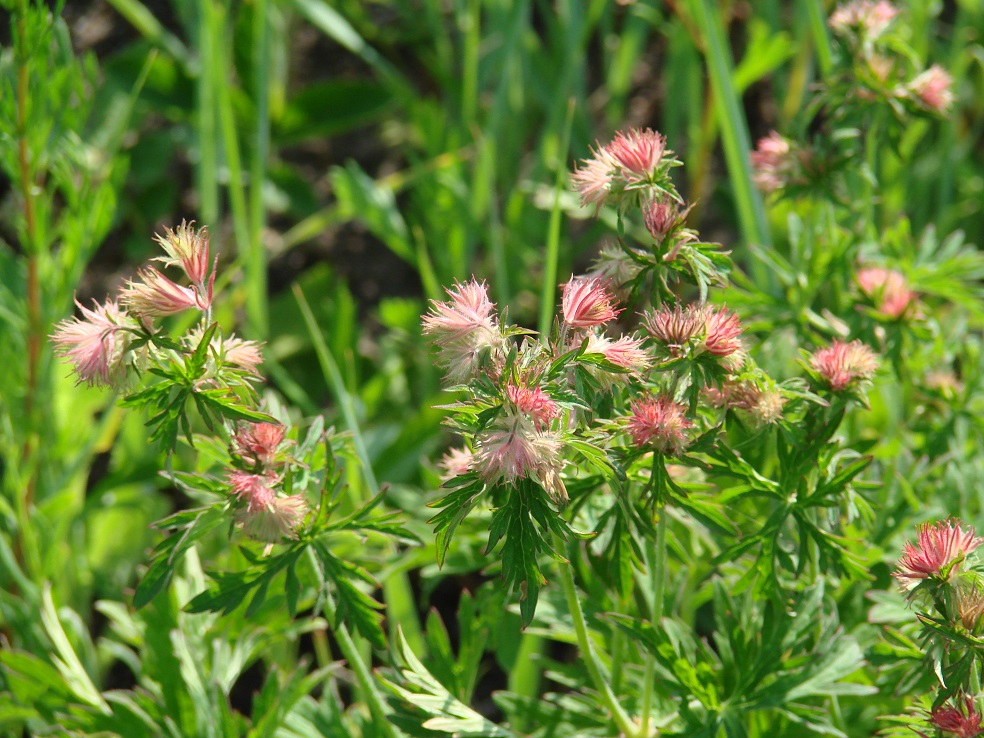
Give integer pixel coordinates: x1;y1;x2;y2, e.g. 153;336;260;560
247;0;271;339
638;508;668;737
197;0;219;226
538;99;576;338
689;0;771;251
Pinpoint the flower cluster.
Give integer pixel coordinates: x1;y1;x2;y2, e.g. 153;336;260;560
644;303;744;363
51;222;260;390
893;519;983;592
228;421;308;541
572;128;681;211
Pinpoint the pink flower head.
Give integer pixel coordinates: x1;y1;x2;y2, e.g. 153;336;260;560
644;304;706;354
561;276;621;328
751;131;799;193
571;145;619;208
582;333;650;391
472;416;561;488
422;279;497;345
223;334;264;374
121;267;209;317
809;340;878;391
910;64;955;113
233;422;287;467
606;128;667;184
51;299;132;388
153;221;214;286
828;0;898;38
228;470;278;512
236;494;309;542
438;446;474;482
598;334;651;373
893;519;983;591
930;696;982;738
856;265;916;319
627;396;693;456
702;306;743;357
572;128;678;209
506;384;559;430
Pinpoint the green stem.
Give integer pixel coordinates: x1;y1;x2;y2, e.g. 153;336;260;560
639;507;668;737
197;0;219;225
554;532;637;737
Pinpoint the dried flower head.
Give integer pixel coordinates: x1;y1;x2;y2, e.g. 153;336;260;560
751;132;800;194
910;64;955;113
828;0;898;38
929;696;982;738
706;380;785;426
237;494;309;542
893;519;983;591
51;299;133;388
234;422;287;467
856;265;916;319
561;276;621;328
627;395;693;456
809;339;879;391
955;582;984;633
644;304;706;354
438;446;474;482
153;221;214;286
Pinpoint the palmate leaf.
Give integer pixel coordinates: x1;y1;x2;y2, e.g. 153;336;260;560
313;541;386;650
428;474;485;567
485;478;576;627
381;631;515;737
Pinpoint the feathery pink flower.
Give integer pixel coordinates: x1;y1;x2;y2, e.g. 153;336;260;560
893;519;983;591
121;267;206;317
154;221;213;286
598;335;651;373
644;304;706;353
51;299;132;388
422;279;497;345
228;470;278;512
643;199;681;242
910;64;955;113
751;132;799;193
439;446;474;481
856;265;916;319
930;696;982;738
506;384;559;430
223;335;264;374
627;396;693;455
828;0;898;38
561;276;621;328
472;416;562;492
233;422;287;467
605;128;668;185
702;306;743;357
809;339;878;391
572;128;677;209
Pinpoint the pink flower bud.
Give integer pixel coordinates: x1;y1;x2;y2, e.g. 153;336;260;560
561;276;621;328
153;221;213;286
627;396;693;456
828;0;898;38
910;64;955;113
893;519;983;591
233;422;287;467
505;384;560;430
855;265;916;319
121;267;207;317
930;696;982;738
809;339;878;391
751;132;799;193
438;447;474;482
